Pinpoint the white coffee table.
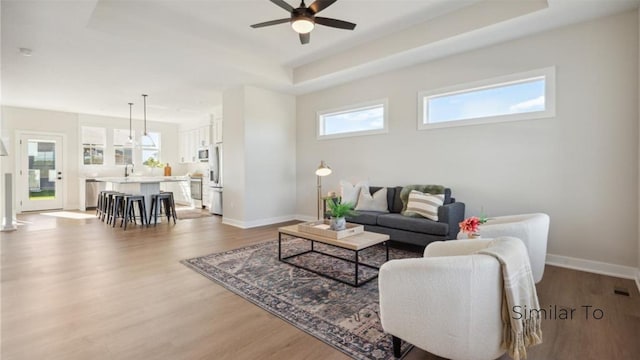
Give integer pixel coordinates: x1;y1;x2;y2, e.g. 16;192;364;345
278;224;390;287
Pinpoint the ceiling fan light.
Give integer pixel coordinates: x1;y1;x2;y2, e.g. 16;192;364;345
291;18;314;34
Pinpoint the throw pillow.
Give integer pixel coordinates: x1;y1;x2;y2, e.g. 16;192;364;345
405;190;444;221
340;180;368;207
355;187;389;212
400;185;446;213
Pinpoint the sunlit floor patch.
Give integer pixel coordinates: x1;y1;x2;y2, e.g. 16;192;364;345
40;211;96;220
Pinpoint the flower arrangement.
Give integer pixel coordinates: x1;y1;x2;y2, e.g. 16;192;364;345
459;214;489;237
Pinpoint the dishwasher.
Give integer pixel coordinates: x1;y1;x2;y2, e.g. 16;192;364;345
85;179;105;210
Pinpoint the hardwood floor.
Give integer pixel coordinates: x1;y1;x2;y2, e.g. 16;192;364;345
2;212;639;359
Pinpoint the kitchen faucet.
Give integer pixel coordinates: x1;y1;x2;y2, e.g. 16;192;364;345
124;163;134;177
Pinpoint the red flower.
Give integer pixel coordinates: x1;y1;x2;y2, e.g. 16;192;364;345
459;216;480;234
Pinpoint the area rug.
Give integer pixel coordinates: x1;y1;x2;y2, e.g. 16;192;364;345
182;238;421;359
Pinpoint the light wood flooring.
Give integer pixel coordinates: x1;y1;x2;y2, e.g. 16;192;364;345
1;212;639;360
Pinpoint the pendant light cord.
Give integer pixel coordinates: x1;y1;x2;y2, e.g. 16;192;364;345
128;102;133;140
142;94;148;135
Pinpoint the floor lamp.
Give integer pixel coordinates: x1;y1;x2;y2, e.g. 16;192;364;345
315;161;332;220
1;139;17;231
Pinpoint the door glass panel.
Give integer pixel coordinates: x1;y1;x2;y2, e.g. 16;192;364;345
28;140;56;200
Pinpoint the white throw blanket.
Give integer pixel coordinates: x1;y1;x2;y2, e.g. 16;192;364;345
478;237;543;360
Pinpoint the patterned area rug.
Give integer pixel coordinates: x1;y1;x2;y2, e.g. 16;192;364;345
182;238;421;360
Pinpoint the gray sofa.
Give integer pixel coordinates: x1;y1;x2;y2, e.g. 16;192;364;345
345;185;465;247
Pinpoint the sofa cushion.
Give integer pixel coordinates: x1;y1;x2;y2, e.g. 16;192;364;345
346;211;384;226
400;185;451;213
355;187;389;212
340;180;368;207
377;213;449;236
405;190;445;221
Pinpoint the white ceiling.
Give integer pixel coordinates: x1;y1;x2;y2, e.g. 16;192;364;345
1;0;639;124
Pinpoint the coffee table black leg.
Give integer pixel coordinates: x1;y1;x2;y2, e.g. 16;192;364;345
386;241;389;261
278;232;282;261
355;249;359;286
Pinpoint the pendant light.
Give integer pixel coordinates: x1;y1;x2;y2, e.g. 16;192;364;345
141;94;156;147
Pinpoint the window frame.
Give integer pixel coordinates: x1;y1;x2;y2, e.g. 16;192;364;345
81;126;106;166
418;67;556;130
316;99;389;140
113;128;135;166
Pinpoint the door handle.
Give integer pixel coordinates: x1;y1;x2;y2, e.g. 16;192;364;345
57;171;62;180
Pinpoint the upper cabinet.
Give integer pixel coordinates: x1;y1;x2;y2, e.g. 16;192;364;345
179;122;213;164
213;117;223;144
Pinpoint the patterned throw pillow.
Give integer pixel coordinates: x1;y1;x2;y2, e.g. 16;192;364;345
355;187;389;212
340;180;368;207
405;190;445;221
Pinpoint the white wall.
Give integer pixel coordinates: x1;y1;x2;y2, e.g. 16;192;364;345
244;86;296;223
222;86;296;227
297;11;639;268
222;87;246;223
1;106;181;211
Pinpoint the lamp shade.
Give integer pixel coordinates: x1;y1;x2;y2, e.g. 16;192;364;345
315;160;332;176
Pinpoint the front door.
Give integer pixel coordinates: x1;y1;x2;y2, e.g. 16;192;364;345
18;133;64;211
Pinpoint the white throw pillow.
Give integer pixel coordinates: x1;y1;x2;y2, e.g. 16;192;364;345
355;187;389;212
340;180;368;207
405;190;445;221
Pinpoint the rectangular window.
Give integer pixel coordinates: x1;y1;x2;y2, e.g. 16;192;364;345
81;126;106;165
317;99;388;139
418;67;555;130
113;129;134;165
141;132;161;166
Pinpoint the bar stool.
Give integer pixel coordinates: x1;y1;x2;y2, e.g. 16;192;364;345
150;192;177;225
122;195;147;230
108;194;128;227
101;191;121;222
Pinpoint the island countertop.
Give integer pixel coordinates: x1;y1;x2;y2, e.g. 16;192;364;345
94;176;189;183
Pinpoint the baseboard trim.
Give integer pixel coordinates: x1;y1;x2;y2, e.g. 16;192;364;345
636;269;640;294
294;214;317;222
546;253;638;282
222;215;298;229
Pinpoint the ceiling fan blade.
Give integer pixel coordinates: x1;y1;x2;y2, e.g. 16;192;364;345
250;18;290;28
270;0;295;12
315;17;356;30
308;0;337;14
299;32;310;44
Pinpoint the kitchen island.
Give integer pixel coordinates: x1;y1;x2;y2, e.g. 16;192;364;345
94;176;189;219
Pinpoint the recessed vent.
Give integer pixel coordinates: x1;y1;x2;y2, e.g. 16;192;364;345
614;287;630;296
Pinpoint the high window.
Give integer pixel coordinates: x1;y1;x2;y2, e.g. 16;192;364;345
317;99;388;139
81;126;105;165
418;67;555;130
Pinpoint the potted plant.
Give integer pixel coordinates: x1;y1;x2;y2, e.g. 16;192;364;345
142;157;164;175
326;201;357;231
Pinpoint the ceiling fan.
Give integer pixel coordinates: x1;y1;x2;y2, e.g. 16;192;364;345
250;0;356;45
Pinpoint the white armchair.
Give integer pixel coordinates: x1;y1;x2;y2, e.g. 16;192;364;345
475;213;549;283
379;238;506;360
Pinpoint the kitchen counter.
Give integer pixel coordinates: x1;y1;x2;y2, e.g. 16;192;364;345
95;176;190;219
94;176;188;183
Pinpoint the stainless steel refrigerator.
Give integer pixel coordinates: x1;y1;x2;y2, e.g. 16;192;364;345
208;143;223;215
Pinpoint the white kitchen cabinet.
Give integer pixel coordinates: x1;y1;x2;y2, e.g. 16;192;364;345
178;124;213;163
